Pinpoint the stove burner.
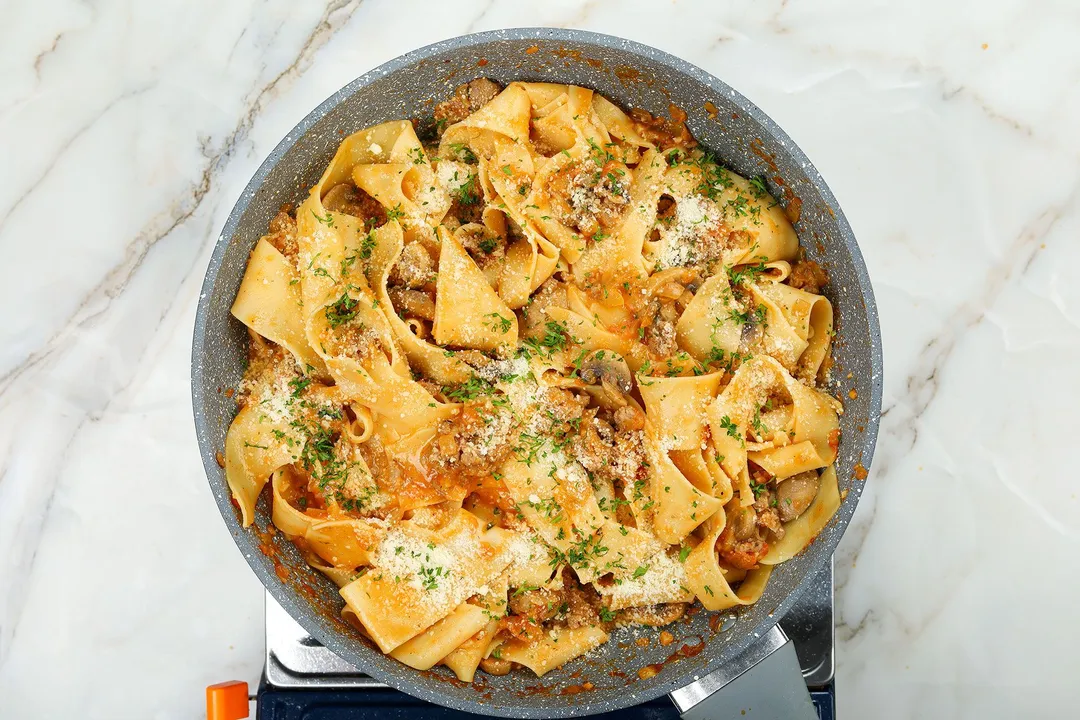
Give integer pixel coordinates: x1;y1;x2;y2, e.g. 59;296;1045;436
260;563;834;718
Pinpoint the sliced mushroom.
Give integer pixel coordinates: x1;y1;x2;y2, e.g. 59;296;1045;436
578;350;632;394
479;656;512;676
776;471;820;522
729;505;758;541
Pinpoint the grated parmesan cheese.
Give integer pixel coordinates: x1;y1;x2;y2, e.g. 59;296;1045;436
372;527;479;610
598;550;692;610
654;194;722;270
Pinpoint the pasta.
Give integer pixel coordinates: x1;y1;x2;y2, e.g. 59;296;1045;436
224;78;843;679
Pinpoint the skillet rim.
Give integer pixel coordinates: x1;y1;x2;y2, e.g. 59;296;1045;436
191;26;883;717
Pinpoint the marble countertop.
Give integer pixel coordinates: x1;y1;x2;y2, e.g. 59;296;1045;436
2;1;1078;717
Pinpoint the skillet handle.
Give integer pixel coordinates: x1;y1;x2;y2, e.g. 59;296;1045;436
668;625;817;719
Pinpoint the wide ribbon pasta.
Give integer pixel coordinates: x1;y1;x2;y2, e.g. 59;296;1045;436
221;78;846;681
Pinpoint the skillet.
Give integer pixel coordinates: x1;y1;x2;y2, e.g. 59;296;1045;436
192;27;882;718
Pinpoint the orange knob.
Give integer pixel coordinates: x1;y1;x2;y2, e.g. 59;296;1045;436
206;680;250;720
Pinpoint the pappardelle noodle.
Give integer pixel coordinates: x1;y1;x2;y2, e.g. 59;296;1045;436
226;79;843;680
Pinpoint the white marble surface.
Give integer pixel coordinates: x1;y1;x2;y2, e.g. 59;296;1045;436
1;0;1078;717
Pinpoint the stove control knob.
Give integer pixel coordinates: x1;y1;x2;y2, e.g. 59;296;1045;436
206;680;250;720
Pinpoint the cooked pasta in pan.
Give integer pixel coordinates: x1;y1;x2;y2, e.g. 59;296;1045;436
225;79;842;680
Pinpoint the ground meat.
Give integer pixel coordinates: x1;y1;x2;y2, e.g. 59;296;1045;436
629;107;695;150
717;527;769;570
321;183;387;228
756;506;785;541
388;241;435;289
573;411;647;491
457;223;506;268
616;603;688;627
506;569;601;635
264;205;299;265
547;157;630;239
449;195;484;225
561;574;601;629
434;78;504;126
641;297;678;358
538;386;589;424
717;505;769;570
427;401;514;475
787;259;829;295
357;434;390;483
508;587;561;623
572;417;614;475
387;286;435;321
237;336;295;410
522;278;568;340
321;319;382;362
613;405;646;433
750;482;786;541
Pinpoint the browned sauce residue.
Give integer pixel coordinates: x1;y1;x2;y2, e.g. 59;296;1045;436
636;638;707;682
610;669;628;679
477;58;488;67
731;112;740;120
750;138;779;172
750;141;804;224
854;463;869;480
672;639;706;660
585;57;604;69
560;682;596;695
635;637;649;648
254;523;291;581
785;196;803;223
614;65;641;84
525;45;539;54
848;389;858;400
709;613;722;633
704;101;719;120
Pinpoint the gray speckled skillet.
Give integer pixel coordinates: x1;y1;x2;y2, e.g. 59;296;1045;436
192;28;882;718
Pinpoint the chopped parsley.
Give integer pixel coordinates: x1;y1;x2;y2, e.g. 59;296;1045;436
718;415;742;443
519;320;573;358
484;312;513;334
441;375;496;402
749;175;768;198
358;231;377;260
324;290;360;327
726;261;768;287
